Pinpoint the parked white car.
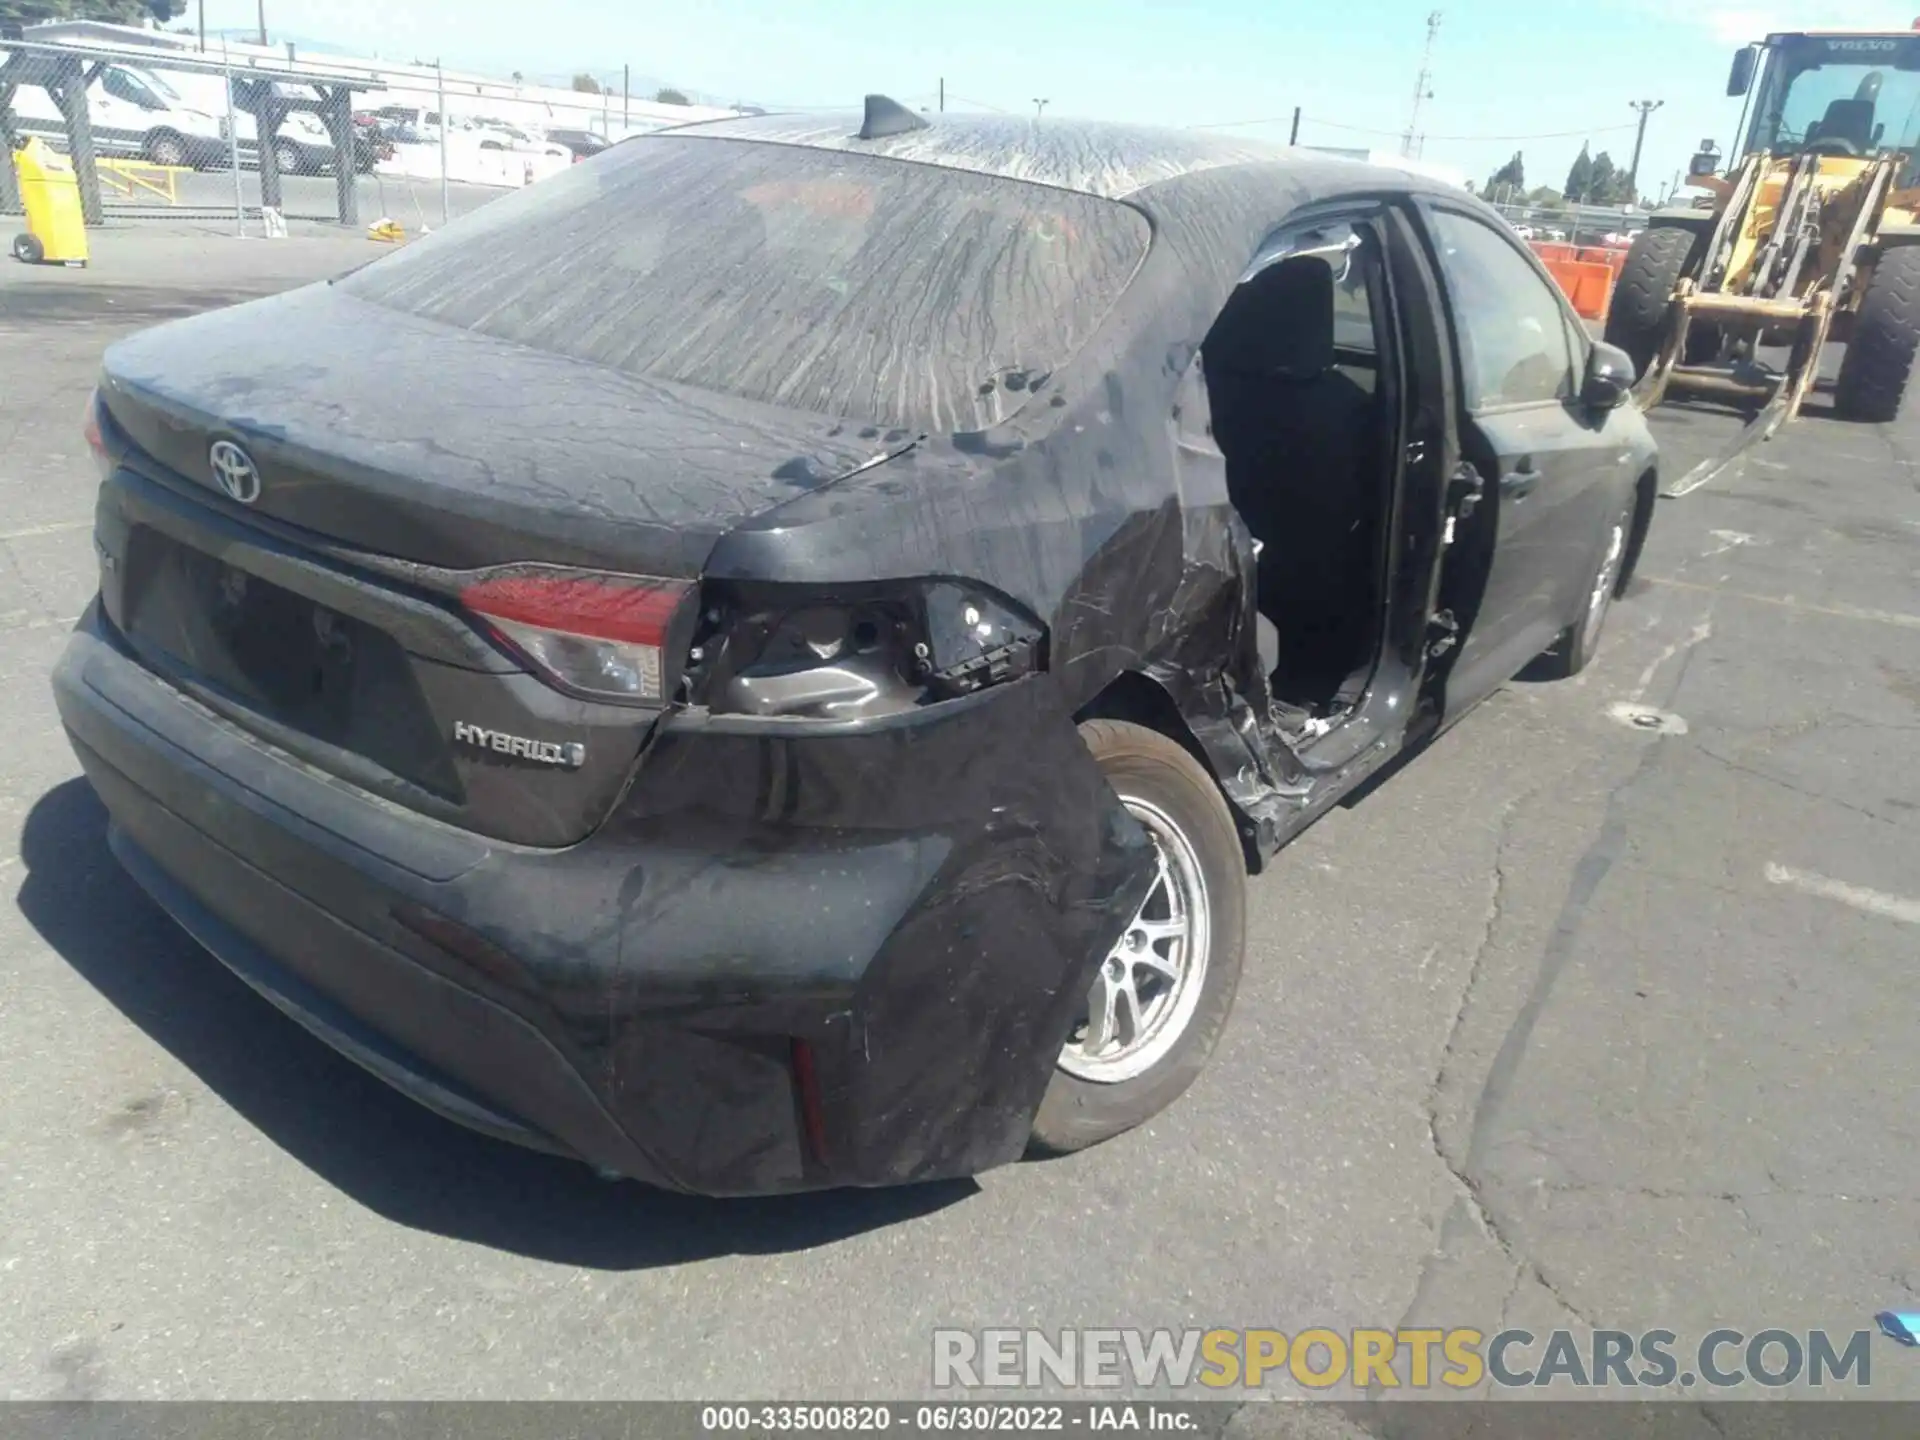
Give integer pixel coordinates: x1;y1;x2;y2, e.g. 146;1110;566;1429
375;124;571;189
1;55;353;173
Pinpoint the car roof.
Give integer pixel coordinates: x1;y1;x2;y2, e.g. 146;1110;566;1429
660;108;1452;205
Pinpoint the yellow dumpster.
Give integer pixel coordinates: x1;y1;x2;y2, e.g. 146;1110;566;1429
11;138;90;268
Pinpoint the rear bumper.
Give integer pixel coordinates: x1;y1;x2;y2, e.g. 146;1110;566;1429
53;604;1151;1196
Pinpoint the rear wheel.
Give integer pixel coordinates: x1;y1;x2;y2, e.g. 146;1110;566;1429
273;140;306;175
145;129;188;168
1029;720;1246;1156
12;232;43;264
1605;228;1697;378
1834;245;1920;423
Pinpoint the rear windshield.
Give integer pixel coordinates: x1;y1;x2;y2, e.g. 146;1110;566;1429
340;134;1151;434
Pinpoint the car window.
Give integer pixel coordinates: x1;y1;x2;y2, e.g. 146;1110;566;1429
1426;208;1577;409
1328;235;1380;394
1331;247;1375;360
102;68;162;110
341;135;1151;434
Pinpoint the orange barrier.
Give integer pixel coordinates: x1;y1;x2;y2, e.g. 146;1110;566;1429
1529;240;1624;321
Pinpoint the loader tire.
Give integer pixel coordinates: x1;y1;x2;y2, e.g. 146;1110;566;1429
1834;245;1920;424
1605;228;1698;379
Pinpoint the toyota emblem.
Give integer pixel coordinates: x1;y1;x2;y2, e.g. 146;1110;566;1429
208;439;262;504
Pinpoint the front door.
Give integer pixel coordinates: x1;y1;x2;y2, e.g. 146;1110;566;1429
1414;203;1618;708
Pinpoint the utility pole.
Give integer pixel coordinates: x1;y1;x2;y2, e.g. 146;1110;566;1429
197;0;205;51
1402;10;1441;159
1289;105;1301;145
623;63;630;132
1626;99;1664;203
1032;97;1049;119
938;77;944;112
256;0;267;46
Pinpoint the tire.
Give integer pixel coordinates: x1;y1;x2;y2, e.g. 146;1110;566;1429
1604;228;1697;379
273;141;306;176
1834;245;1920;423
1029;719;1247;1155
145;130;188;168
1537;491;1636;680
12;232;43;264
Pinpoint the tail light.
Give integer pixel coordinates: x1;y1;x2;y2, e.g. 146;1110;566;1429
462;569;690;704
688;580;1044;721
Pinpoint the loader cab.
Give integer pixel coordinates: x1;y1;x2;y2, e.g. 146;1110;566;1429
1731;31;1920;163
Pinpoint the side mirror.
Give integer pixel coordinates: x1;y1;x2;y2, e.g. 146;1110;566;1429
1582;341;1637;411
1728;46;1757;97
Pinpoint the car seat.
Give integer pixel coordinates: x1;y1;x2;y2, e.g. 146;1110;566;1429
1810;99;1876;151
1203;256;1380;706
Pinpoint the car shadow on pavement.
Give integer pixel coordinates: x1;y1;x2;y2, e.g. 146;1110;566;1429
0;284;309;327
16;780;976;1266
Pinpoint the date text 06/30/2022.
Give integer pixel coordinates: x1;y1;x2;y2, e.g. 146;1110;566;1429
701;1406;1199;1432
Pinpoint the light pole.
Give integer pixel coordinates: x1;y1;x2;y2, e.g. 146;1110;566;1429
1032;97;1049;119
1627;99;1664;203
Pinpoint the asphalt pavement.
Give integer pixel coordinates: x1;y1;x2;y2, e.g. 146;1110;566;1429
1;234;1917;1414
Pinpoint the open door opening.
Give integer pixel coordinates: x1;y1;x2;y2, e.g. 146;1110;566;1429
1201;224;1399;737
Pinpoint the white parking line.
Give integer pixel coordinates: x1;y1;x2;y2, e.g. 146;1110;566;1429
0;521;91;543
1645;576;1920;631
1631;619;1713;702
1764;863;1920;926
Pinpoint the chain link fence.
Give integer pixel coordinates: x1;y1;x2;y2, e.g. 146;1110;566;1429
1;33;736;234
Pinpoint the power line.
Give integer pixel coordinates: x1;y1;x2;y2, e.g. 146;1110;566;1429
1191;114;1640;142
944;92;1011;114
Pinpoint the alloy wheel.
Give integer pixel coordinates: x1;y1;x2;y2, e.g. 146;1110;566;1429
1058;796;1211;1084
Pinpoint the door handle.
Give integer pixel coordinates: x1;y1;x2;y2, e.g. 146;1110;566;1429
1500;461;1541;498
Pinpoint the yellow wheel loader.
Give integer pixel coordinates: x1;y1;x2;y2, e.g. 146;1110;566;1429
1607;27;1920;494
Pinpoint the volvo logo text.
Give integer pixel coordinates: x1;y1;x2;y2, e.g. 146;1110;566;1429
208;439;262;504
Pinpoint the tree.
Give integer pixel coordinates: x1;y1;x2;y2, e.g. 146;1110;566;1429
571;73;602;94
1564;145;1595;202
654;87;689;106
1588;151;1621;205
1483;150;1525;200
0;0;185;21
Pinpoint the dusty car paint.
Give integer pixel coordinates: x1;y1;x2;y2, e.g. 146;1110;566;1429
53;114;1656;1192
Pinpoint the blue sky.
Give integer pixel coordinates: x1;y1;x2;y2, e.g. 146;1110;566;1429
195;0;1917;202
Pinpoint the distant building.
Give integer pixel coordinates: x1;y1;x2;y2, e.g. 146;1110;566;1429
21;19;191;49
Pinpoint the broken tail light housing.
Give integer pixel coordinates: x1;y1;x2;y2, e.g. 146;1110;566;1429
462;569;691;704
688;580;1045;721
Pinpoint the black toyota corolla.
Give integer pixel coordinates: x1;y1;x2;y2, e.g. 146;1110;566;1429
53;101;1658;1194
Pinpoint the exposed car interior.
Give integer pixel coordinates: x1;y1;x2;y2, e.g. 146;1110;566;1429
1201;234;1394;726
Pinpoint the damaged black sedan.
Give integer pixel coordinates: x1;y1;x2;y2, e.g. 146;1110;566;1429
52;100;1658;1195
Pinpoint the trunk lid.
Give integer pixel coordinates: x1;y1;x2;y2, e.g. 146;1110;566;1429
92;284;901;848
98;283;899;576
